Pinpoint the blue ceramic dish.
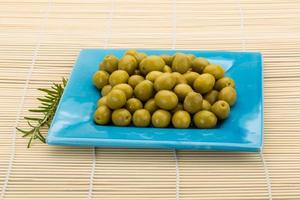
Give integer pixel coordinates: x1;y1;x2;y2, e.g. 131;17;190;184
47;49;263;152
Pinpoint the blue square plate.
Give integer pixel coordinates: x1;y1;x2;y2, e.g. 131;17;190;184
47;49;263;152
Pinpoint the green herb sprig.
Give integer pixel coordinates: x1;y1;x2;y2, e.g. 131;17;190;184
17;78;67;148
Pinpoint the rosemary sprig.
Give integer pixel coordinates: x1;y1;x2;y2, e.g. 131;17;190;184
17;78;68;148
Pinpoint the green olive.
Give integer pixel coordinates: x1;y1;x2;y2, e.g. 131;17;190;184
109;70;129;86
161;54;173;66
139;55;165;75
174;83;193;101
155;90;178;110
171;103;184;113
113;83;133;99
172;53;191;74
172;72;187;85
211;100;230;119
92;70;109;89
128;75;144;88
146;71;163;82
172;110;191;128
125;49;138;57
204;90;219;105
112;109;132;126
134;80;154;102
193;73;215;94
203;64;225;80
218;86;237;106
163;65;172;73
126;98;143;113
97;96;107;107
151;109;171;128
186;54;196;61
191;58;209;73
99;55;119;73
193;110;217;128
101;85;112;96
202;99;211;111
136;52;147;63
133;109;151;127
183;71;199;86
215;77;235;91
144;98;158;114
118;54;138;75
154;73;176;91
94;105;111;125
106;89;127;109
183;91;203;114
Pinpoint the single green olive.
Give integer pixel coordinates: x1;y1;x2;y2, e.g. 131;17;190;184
155;90;178;110
139;55;165;75
204;90;219;105
118;54;138;75
183;71;199;86
154;73;176;91
193;73;215;94
112;108;132;126
193;110;217;128
92;70;109;89
133;109;151;127
183;91;203;114
106;89;127;109
94;105;111;125
191;58;209;73
163;65;172;73
97;96;107;107
134;80;154;102
172;72;187;85
214;77;235;91
113;83;133;99
126;98;143;113
172;53;191;74
202;99;211;111
211;100;230;119
144;98;158;114
146;71;163;82
172;110;191;128
101;85;112;96
109;70;129;86
218;86;237;106
174;83;193;101
186;54;196;61
151;109;171;128
203;64;225;80
99;55;119;73
128;75;144;88
160;54;173;66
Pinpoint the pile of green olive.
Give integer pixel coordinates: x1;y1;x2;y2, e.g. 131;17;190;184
92;49;237;128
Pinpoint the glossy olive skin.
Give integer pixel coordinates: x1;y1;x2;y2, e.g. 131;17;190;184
97;96;107;107
218;86;237;106
146;71;163;82
161;54;173;66
93;70;109;89
193;73;215;94
191;58;209;73
193;110;217;128
126;98;143;113
113;83;133;99
154;73;176;91
155;90;178;110
128;75;144;88
171;103;183;113
202;99;211;111
109;70;129;86
101;85;112;96
118;55;138;75
139;56;165;75
99;55;119;73
106;89;127;109
174;84;193;101
133;109;151;127
203;64;225;80
134;80;154;102
183;71;199;86
163;65;172;73
215;77;235;91
151;109;171;128
204;90;219;105
172;53;191;74
211;100;230;119
183;92;203;114
172;72;187;85
112;109;132;126
172;110;191;128
144;98;158;114
94;105;111;125
186;54;196;61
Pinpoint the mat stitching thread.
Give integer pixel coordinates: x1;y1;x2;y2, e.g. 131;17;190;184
87;1;116;199
0;2;52;199
173;150;180;200
236;0;246;51
260;152;273;200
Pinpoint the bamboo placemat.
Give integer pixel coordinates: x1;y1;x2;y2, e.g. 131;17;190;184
0;0;300;199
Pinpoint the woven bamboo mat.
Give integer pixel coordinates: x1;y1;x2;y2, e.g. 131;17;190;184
0;0;300;199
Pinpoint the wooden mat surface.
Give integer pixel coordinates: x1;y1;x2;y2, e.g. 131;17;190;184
1;0;300;199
